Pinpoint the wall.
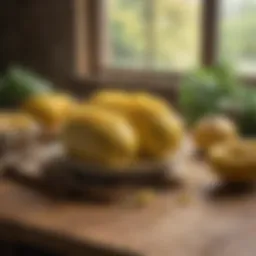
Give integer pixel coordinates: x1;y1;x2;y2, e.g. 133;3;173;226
0;0;74;87
0;1;21;72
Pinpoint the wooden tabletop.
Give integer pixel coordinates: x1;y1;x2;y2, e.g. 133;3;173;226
0;146;256;256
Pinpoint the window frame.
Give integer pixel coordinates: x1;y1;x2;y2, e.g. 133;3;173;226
74;0;256;85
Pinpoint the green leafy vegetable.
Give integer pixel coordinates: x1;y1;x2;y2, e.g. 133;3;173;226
235;87;256;136
179;63;238;125
0;66;53;107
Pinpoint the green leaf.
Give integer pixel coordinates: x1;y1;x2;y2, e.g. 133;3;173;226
0;66;53;107
179;62;239;125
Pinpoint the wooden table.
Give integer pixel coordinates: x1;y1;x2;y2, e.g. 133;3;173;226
0;150;256;256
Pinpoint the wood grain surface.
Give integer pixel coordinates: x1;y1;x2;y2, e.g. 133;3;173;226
0;141;256;256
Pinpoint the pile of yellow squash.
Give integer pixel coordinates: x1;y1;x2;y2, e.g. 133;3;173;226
61;90;184;168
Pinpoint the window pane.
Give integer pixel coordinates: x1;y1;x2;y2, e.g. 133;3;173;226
106;0;202;71
220;0;256;74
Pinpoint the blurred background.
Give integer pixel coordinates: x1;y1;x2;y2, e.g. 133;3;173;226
106;0;255;73
1;0;255;92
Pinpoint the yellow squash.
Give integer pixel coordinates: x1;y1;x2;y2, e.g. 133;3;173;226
132;92;174;114
62;105;138;168
23;93;76;131
0;112;36;132
193;115;237;151
208;139;256;182
89;90;134;115
130;94;184;158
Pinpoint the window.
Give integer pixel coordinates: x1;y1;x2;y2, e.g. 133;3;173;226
104;0;202;71
76;0;256;81
219;0;256;75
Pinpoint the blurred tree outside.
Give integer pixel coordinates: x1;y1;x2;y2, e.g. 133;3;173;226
220;0;256;73
108;0;201;70
154;0;200;70
108;0;147;68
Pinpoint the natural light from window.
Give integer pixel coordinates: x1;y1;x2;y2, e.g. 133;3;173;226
220;0;256;74
105;0;202;71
